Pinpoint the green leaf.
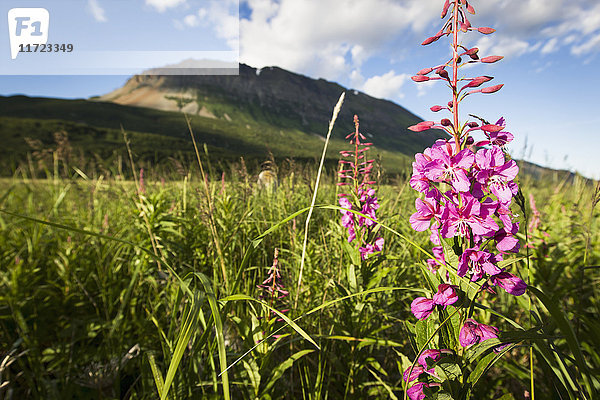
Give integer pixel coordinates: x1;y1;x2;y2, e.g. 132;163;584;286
161;295;202;400
435;392;455;400
262;349;314;393
223;294;320;350
415;318;436;350
347;263;358;293
241;359;260;397
434;361;462;382
148;353;169;400
528;286;596;398
197;273;231;400
467;344;516;387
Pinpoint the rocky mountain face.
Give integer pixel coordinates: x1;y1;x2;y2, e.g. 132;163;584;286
100;63;442;156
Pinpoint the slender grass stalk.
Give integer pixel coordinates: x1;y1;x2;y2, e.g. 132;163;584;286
294;92;345;309
185;114;229;292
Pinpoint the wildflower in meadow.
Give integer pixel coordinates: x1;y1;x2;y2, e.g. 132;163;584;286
257;248;289;302
257;248;289;335
402;0;528;396
338;115;383;260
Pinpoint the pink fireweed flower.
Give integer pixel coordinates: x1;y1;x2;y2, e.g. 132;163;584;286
475;117;514;147
459;319;499;347
418;349;445;371
359;237;384;260
424;141;475;192
432;284;459;307
403;365;425;382
257;249;289;300
473;146;519;204
410;196;441;232
440;193;499;238
338;115;383;256
490;270;527;296
407;382;440;400
491;224;520;253
528;193;541;232
426;245;445;272
410;149;440;198
358;188;380;227
457;247;502;281
403;348;449;382
411;297;435;320
338;196;356;243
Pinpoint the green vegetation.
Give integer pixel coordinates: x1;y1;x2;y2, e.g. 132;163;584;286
0;153;598;398
0;95;412;176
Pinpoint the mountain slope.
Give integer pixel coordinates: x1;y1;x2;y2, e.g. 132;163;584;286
0;63;456;176
99;63;442;155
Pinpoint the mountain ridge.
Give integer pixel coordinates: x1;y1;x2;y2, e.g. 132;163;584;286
98;63;443;156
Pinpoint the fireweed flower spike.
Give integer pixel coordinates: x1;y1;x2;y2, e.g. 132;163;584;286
403;0;527;397
338;115;383;259
257;248;289;316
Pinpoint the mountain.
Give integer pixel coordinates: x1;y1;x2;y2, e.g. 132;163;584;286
0;63;447;176
98;63;441;155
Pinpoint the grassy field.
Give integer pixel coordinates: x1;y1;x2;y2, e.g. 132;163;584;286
0;153;598;399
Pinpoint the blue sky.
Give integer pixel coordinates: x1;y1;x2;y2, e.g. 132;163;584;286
1;0;599;178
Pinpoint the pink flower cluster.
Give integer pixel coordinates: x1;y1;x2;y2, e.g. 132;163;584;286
411;284;459;320
403;0;526;396
409;132;526;295
257;248;289;301
338;115;383;260
403;349;452;400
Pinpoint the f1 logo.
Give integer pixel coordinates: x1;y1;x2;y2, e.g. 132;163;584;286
7;8;49;59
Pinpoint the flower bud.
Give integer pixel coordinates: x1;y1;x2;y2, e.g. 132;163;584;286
465;136;474;145
467;121;479;128
481;55;503;63
465;75;493;88
408;121;435;132
466;2;475;14
481;124;503;132
430;105;444;112
412;75;430;82
481;84;504;93
477;27;496;34
441;0;450;18
436;67;449;79
422;35;441;45
466;47;479;60
440;118;452;126
417;67;434;75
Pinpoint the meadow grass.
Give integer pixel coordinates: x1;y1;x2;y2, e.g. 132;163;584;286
0;154;598;399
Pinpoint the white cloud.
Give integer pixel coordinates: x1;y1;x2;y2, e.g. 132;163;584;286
205;0;239;50
541;37;558;54
474;36;531;59
416;79;436;98
146;0;186;13
240;0;439;81
88;0;106;22
361;70;409;100
572;33;600;56
183;14;199;27
175;1;238;49
237;0;600;88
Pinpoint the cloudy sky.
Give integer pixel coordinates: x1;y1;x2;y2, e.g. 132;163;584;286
2;0;599;178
